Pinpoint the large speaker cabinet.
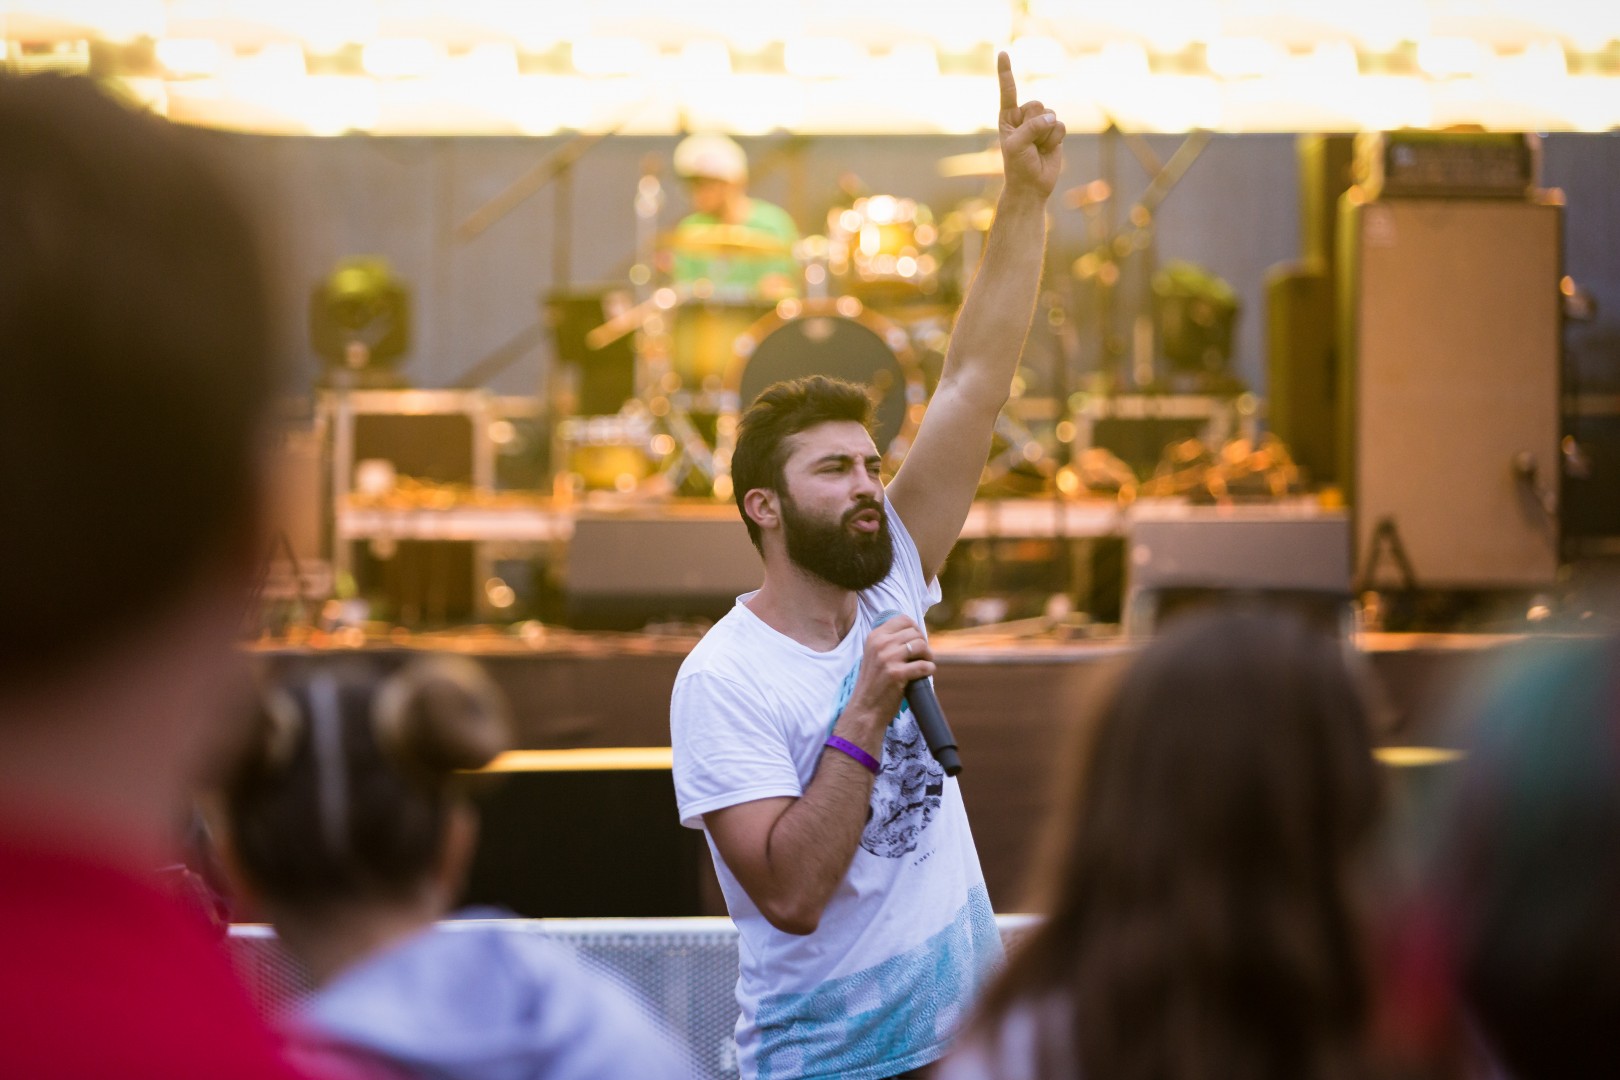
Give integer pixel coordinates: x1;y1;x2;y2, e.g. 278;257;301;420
1339;195;1562;589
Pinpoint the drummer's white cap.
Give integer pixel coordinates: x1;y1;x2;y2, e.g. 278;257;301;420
674;133;748;183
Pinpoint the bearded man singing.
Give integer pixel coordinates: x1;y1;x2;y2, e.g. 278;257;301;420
670;55;1066;1080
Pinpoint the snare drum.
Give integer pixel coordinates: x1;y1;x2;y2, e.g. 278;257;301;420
719;298;927;473
828;195;940;303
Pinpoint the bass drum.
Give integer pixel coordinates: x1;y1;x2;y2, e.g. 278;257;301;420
719;298;927;479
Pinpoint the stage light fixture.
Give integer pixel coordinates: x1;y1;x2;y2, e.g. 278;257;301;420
310;256;412;388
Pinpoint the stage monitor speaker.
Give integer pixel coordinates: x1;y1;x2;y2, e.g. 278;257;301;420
1123;509;1352;635
565;513;762;629
1265;261;1338;486
1339;195;1561;589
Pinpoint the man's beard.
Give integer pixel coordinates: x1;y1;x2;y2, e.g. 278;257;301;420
780;491;894;591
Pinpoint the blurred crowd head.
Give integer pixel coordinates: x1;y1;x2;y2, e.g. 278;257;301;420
973;604;1383;1080
222;656;510;918
1431;635;1620;1080
0;74;275;697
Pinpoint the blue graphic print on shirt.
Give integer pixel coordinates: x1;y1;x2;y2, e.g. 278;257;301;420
753;884;1000;1080
828;661;946;858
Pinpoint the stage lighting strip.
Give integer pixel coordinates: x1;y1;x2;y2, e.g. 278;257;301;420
473;746;1460;773
1373;746;1465;767
477;747;675;773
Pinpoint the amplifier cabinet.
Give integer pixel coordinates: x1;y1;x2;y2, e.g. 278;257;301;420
1353;132;1541;201
1339;195;1561;589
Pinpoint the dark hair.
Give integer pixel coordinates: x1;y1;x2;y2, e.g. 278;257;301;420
224;657;511;912
969;607;1382;1080
0;75;274;690
1431;637;1620;1080
730;376;873;551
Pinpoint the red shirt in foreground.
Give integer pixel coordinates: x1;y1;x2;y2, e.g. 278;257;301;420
0;831;309;1080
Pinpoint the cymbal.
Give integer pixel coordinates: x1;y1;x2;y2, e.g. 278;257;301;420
663;224;794;256
937;148;1002;178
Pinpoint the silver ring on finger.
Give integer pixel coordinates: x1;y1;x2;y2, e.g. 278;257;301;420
905;639;915;658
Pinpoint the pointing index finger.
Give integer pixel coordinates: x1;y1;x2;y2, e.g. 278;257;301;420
997;50;1017;114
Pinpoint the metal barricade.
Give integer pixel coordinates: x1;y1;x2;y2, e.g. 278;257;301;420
230;914;1041;1080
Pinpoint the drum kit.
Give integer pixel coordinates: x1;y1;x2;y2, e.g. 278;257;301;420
558;134;1234;502
560;182;981;500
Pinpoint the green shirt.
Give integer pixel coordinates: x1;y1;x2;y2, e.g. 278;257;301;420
672;198;800;301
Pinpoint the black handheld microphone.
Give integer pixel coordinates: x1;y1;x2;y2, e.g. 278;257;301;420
875;610;962;776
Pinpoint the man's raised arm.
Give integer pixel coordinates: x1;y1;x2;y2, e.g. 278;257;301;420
886;53;1065;581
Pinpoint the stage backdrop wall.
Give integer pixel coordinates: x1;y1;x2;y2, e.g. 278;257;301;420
197;131;1620;403
198;131;1306;397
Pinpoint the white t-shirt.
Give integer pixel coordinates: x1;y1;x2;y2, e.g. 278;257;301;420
671;501;1001;1080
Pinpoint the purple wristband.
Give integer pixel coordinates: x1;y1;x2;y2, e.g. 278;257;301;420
824;734;880;775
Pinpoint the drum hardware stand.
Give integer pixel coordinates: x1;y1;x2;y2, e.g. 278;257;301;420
632;156;664;306
659;397;722;492
456;116;633;313
455;101;648;246
747;133;815;233
436;104;649;501
984;407;1058;485
930;148;1069;489
1008;231;1091;493
584;288;723;494
1355;516;1422;633
447;321;549;390
616;390;718;495
246;529;322;638
987;252;1079;492
1066;122;1211;394
1357;517;1418;594
801;236;831;301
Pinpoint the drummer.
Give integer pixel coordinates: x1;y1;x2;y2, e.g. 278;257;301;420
671;133;800;301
